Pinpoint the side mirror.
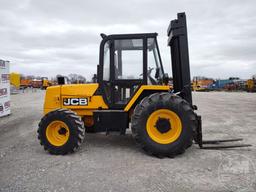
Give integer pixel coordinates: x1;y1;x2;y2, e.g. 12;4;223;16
163;73;169;85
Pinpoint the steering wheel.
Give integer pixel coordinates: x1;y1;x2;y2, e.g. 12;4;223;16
139;67;157;84
139;67;154;76
147;67;157;85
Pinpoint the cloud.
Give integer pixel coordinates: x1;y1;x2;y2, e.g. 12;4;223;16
0;0;256;79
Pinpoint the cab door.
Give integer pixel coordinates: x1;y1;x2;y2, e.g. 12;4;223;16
110;38;147;109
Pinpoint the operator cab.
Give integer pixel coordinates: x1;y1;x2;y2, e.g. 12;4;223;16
97;33;166;108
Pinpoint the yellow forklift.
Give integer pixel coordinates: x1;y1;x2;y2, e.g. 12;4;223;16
41;77;51;89
37;13;250;157
246;77;256;92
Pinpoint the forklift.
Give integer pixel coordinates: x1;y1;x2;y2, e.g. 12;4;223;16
41;77;51;89
37;13;250;157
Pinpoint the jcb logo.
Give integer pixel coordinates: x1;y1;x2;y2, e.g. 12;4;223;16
63;98;88;106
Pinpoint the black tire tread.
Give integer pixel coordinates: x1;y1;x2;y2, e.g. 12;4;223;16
131;92;197;157
37;109;85;155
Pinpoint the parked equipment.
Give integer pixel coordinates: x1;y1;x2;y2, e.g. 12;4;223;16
10;73;21;89
20;79;31;89
192;76;213;91
31;79;42;88
41;77;51;89
37;13;250;157
246;77;256;92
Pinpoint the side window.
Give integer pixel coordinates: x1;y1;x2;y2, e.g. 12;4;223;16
114;39;143;79
147;38;164;84
103;41;110;81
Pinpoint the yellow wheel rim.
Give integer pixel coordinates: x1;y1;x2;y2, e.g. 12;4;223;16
46;120;70;146
146;109;182;144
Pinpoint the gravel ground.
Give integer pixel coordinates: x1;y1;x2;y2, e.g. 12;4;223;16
0;90;255;192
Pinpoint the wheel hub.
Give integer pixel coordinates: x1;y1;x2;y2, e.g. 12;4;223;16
155;117;171;133
58;127;68;135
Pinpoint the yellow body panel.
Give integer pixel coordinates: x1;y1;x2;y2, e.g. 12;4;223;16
44;84;170;118
43;84;108;115
124;85;170;111
44;86;61;114
10;73;21;89
61;84;99;96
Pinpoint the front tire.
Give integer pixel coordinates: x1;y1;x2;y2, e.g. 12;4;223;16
131;92;196;157
37;109;85;155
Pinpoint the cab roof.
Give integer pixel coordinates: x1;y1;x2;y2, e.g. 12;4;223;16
101;33;158;40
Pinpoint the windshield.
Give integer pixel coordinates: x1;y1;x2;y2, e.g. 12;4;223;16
114;39;143;79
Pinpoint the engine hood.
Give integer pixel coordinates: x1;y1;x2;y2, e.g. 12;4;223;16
60;83;99;96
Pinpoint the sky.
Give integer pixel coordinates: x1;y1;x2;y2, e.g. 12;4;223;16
0;0;256;80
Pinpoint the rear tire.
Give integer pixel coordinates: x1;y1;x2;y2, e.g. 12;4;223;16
131;92;196;157
37;109;85;155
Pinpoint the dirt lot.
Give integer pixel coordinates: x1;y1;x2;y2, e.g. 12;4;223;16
0;90;255;192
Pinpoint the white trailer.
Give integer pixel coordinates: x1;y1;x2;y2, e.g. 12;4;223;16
0;60;11;117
